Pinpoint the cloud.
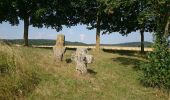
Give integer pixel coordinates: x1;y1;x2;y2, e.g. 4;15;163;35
80;34;86;41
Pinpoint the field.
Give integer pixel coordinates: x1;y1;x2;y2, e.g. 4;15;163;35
0;43;169;100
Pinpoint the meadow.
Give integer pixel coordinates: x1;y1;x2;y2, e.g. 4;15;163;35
0;42;168;100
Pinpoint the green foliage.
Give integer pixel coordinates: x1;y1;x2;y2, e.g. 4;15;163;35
139;0;169;35
137;0;170;90
34;0;81;31
76;0;130;33
140;33;170;89
0;0;18;25
11;0;47;27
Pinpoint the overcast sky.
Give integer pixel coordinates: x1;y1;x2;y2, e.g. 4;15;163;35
0;21;153;44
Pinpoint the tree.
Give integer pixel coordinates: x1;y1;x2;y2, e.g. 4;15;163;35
67;0;101;51
140;0;170;91
10;0;49;46
103;0;156;54
5;0;81;46
75;0;125;52
136;0;156;53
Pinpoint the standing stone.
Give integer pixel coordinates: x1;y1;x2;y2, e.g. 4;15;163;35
56;34;65;47
53;34;66;62
72;48;93;74
53;47;65;62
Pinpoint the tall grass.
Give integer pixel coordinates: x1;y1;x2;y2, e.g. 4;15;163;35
0;42;41;99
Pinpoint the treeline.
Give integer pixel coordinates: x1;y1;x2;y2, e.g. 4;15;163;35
2;39;153;47
2;39;88;46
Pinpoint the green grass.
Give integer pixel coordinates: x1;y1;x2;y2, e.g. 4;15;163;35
0;43;169;100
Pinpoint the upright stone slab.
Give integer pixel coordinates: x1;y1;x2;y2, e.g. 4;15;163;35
72;48;93;74
56;34;65;47
53;34;66;62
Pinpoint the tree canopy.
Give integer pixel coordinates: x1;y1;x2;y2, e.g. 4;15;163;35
0;0;169;48
140;0;170;36
0;0;78;46
35;0;80;31
4;0;46;46
0;0;18;25
72;0;135;51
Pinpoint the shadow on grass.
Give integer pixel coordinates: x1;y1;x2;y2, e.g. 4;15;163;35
112;57;146;70
87;69;97;75
66;58;72;63
103;49;148;58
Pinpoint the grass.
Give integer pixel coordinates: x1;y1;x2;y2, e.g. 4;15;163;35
0;43;169;100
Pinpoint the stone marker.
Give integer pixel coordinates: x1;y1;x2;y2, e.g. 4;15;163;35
55;34;65;47
53;34;66;62
72;48;93;74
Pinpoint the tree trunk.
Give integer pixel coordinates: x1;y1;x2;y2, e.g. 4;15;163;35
164;17;170;38
140;29;144;54
96;14;101;52
23;17;29;46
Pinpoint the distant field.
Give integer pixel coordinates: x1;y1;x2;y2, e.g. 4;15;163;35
0;43;168;100
2;39;154;51
1;39;153;47
32;45;153;52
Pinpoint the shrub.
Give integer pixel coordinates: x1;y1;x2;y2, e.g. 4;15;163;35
140;33;170;90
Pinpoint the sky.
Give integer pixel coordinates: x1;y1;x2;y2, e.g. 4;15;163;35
0;21;153;44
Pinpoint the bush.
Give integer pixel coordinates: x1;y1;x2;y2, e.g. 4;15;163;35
140;33;170;90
